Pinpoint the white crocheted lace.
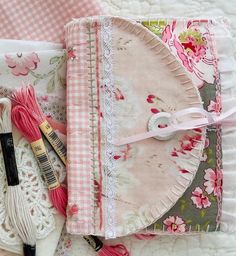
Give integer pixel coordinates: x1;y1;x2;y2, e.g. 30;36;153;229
101;17;117;239
0;136;66;245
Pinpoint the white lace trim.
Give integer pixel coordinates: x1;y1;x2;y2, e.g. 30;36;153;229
101;17;116;239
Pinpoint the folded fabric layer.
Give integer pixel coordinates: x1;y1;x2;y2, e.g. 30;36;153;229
0;40;62;53
0;0;105;43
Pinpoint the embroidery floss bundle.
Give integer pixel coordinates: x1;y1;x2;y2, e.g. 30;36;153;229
12;106;130;256
11;85;66;165
0;98;36;256
83;236;130;256
11;105;67;217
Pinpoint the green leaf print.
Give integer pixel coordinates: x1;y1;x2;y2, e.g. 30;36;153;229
59;76;66;87
50;56;60;64
200;209;206;218
186;219;192;224
209;195;216;202
202;221;210;231
154;223;162;230
47;76;55;93
142;20;167;36
180;199;186;212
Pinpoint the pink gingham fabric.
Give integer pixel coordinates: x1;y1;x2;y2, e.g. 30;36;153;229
66;21;95;234
0;0;105;43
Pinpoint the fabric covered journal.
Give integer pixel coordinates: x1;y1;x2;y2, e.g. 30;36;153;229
65;16;236;240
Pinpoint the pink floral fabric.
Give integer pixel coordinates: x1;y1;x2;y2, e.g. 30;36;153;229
204;168;223;197
143;18;222;233
161;20;216;88
5;52;40;76
163;216;186;233
191;187;211;209
208;96;222;113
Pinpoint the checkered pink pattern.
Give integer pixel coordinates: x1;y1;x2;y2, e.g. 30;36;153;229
66;21;95;234
0;0;105;43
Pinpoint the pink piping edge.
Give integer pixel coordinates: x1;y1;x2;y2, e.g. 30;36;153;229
206;20;222;228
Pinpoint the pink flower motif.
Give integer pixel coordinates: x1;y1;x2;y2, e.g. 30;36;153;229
180;35;206;63
179;169;190;174
204;138;210;148
114;144;132;161
171;150;178;157
161;22;214;87
151;108;159;114
65;239;72;249
114;88;125;101
180;133;201;152
171;132;202;158
41;95;49;102
162;25;172;43
191;187;211;209
173;37;193;73
201;153;208;162
163;216;186;233
207;96;222;113
69;204;78;216
204;168;223;197
114;155;121;160
5;52;40;76
67;47;76;59
146;94;155;103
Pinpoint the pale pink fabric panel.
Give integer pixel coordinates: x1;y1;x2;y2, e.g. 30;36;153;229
0;0;105;43
66;23;95;234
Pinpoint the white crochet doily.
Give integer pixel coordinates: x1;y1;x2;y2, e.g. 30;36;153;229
0;135;66;246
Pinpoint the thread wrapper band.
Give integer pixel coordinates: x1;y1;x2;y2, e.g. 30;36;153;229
31;138;60;190
39;120;66;165
23;244;36;256
0;132;19;186
83;235;103;252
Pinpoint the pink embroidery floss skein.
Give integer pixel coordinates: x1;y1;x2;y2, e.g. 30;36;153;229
83;236;129;256
0;98;36;256
11;85;66;165
11;105;67;217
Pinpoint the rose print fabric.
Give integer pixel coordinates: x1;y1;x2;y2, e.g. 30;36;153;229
143;19;222;233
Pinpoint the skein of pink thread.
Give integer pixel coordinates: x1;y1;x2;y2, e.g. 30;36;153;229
11;105;67;217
